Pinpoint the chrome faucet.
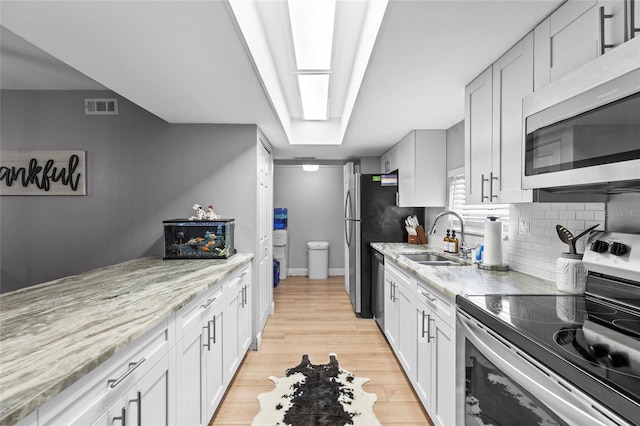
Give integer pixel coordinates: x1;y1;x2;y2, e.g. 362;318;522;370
429;210;472;258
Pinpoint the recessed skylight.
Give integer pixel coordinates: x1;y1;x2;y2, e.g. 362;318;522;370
288;0;336;70
297;74;329;120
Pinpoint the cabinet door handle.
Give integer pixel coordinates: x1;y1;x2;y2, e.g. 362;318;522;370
481;174;488;202
108;358;146;389
130;391;142;426
420;291;436;302
631;0;639;39
113;406;126;426
489;172;498;201
201;297;217;309
421;310;428;338
242;285;247;307
427;314;435;342
203;322;211;350
600;6;615;54
212;316;217;344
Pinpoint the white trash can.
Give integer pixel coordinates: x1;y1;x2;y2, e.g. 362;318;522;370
307;241;329;279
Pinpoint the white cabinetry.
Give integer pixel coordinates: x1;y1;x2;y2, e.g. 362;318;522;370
31;261;253;426
382;259;457;426
534;0;639;88
383;261;417;382
382;130;446;207
224;264;252;383
38;319;172;426
381;146;400;174
383;262;402;350
465;32;534;204
176;284;224;425
414;285;455;426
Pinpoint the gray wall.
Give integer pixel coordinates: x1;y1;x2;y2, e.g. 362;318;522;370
273;164;344;276
1;90;258;293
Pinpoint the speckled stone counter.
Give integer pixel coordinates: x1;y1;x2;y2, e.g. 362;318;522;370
0;254;253;425
371;243;561;300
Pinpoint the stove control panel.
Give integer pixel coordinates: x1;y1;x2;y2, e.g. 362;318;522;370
583;232;640;283
590;239;628;256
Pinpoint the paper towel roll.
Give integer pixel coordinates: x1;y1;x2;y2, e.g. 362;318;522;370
484;219;503;266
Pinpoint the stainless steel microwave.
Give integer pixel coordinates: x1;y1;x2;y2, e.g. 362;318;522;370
522;40;640;193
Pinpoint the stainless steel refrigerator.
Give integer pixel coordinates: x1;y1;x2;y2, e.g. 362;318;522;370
344;171;424;319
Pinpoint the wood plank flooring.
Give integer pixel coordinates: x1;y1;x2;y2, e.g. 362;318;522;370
210;275;433;426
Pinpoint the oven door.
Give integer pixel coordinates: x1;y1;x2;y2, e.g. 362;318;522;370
456;309;629;426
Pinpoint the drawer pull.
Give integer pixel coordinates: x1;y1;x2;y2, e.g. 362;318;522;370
108;357;146;389
421;291;436;302
238;271;248;278
201;296;217;309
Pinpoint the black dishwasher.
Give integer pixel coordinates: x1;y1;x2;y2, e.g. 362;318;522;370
371;248;385;331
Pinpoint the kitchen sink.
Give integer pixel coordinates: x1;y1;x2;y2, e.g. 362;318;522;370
401;253;460;266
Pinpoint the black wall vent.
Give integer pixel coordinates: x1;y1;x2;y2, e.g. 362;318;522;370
84;98;118;115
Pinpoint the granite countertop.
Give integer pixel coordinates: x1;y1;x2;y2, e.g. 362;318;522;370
371;243;562;300
0;254;253;426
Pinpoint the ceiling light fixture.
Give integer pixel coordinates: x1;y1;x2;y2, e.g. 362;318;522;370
288;0;335;121
288;0;336;70
302;164;320;172
297;74;329;120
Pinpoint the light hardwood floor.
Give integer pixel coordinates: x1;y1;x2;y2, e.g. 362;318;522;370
210;275;434;426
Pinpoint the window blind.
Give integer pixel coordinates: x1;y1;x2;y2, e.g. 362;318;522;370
448;172;509;237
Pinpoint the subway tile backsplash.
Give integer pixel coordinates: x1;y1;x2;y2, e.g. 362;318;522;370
505;203;606;281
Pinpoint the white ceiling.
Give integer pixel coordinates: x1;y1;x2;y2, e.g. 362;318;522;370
0;0;564;161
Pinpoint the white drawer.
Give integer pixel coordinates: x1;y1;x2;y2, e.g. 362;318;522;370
38;319;170;426
415;282;454;328
175;283;224;340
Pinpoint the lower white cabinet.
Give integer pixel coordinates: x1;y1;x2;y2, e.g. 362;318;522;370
384;261;417;382
223;264;252;384
176;285;224;426
382;260;456;426
415;294;455;426
29;261;253;426
38;319;172;426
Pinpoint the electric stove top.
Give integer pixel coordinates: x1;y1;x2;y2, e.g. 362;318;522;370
457;231;640;424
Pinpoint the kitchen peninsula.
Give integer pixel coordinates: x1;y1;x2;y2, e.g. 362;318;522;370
0;254;253;426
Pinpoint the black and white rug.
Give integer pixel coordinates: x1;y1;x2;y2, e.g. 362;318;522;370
252;353;380;426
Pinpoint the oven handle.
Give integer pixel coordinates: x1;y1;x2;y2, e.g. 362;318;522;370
457;311;628;426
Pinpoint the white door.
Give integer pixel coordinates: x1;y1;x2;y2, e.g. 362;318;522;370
257;140;273;347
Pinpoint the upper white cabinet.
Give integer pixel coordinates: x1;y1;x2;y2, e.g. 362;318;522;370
382;130;446;207
381;146;400;174
465;32;534;204
535;0;640;88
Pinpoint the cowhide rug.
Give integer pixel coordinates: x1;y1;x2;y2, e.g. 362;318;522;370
252;353;380;426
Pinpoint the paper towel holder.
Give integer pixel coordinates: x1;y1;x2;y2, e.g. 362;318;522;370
478;216;510;271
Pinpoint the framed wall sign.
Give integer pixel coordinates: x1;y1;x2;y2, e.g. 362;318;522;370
0;150;87;195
